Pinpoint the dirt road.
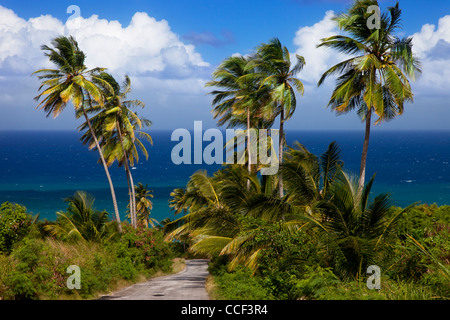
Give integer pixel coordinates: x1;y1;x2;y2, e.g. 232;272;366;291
99;259;210;300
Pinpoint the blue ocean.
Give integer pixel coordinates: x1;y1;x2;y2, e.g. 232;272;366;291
1;130;450;222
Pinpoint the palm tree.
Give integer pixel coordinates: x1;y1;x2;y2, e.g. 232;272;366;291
315;172;411;280
33;35;122;232
165;167;256;267
255;38;306;197
166;142;342;272
281;141;343;204
317;0;421;200
134;183;156;228
45;191;117;241
206;55;272;190
77;73;152;228
249;142;411;279
245;141;343;225
166;163;309;272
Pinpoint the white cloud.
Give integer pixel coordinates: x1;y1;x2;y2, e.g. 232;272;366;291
0;5;209;77
0;6;64;74
293;10;348;86
412;15;450;59
0;5;213;130
411;15;450;96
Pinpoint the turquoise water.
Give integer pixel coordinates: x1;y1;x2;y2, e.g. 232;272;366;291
1;130;449;222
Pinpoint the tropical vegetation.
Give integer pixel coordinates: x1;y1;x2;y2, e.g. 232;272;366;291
0;0;448;301
0;199;181;300
165;1;447;300
33;36;123;231
317;0;422;199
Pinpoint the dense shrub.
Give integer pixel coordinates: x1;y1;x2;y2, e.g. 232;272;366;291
107;224;172;274
0;202;32;253
0;223;177;300
246;223;321;299
210;266;271;300
387;204;450;298
208;204;450;300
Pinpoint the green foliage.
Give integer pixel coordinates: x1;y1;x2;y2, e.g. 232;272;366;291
4;272;37;300
211;266;272;300
107;224;172;275
293;266;342;300
320;278;439;300
315;173;407;280
251;223;322;299
3;237;61;299
45;191;118;242
170;135;449;300
0;202;32;253
0;220;176;299
386;204;450;298
208;201;450;300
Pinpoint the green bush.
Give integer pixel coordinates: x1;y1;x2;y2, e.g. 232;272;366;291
0;230;172;299
0;202;32;253
388;204;450;298
212;267;272;300
293;266;341;300
247;222;321;299
209;204;450;300
107;224;172;274
4;272;36;300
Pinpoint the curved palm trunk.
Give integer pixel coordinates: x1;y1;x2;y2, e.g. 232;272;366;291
247;107;251;191
357;108;372;202
82;108;122;233
128;165;137;228
117;125;137;228
125;166;135;227
279;107;285;198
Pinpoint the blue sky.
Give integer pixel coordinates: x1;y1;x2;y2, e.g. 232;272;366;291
0;0;449;131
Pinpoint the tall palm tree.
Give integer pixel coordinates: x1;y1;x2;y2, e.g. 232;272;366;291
78;73;152;228
206;55;272;190
317;0;421;200
33;36;122;232
255;38;306;197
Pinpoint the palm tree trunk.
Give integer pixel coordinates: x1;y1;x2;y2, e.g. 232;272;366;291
279;107;285;198
128;163;137;228
125;166;134;227
117;125;137;228
357;108;372;202
82;108;122;233
247;107;251;191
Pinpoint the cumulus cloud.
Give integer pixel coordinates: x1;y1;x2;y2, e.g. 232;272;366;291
0;5;209;77
411;15;450;95
0;6;64;74
0;5;212;130
411;15;450;59
293;10;349;86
